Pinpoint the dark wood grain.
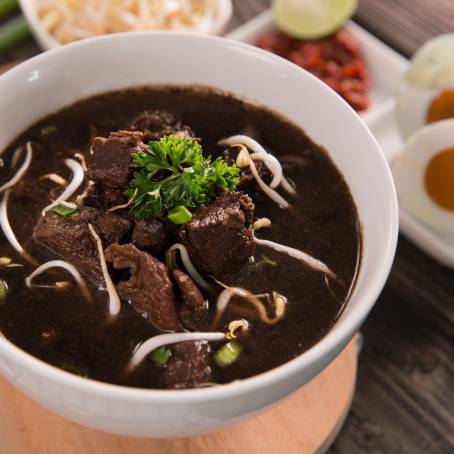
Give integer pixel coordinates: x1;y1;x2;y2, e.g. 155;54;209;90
1;0;454;453
355;0;454;57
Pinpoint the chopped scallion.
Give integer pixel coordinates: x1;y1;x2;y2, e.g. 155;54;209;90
52;204;80;217
0;279;7;301
214;341;243;368
148;346;172;365
0;0;18;18
167;205;193;225
60;362;88;377
0;16;31;55
41;125;58;137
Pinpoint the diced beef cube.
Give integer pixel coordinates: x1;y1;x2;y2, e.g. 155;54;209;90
172;270;204;308
131;218;173;256
105;243;181;332
84;185;128;211
239;193;255;224
129;110;196;143
162;341;212;389
33;208;131;286
172;269;208;330
93;211;132;244
88;131;147;188
179;192;256;277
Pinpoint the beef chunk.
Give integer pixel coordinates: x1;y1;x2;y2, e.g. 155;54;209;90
131;218;172;256
84;186;128;211
94;211;131;244
172;270;204;308
129;110;196;142
172;269;207;330
88;131;147;188
33;208;131;286
179;192;256;277
105;243;181;331
239;193;255;224
162;341;212;389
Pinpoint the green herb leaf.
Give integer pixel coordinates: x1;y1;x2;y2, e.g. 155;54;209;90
214;341;243;368
126;135;240;222
148;346;172;365
52;205;80;217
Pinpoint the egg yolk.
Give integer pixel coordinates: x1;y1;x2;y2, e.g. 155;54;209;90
424;147;454;211
426;90;454;123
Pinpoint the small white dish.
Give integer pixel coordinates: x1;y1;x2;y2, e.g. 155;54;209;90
18;0;233;50
369;102;454;267
226;9;409;126
0;32;397;437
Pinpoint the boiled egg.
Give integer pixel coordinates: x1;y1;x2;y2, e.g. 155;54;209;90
392;118;454;237
396;34;454;139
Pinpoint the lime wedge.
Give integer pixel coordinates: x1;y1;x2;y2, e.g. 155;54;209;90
272;0;358;39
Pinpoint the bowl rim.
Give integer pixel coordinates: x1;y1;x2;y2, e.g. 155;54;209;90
0;31;399;402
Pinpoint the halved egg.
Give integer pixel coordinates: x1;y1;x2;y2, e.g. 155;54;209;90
392;119;454;237
397;34;454;139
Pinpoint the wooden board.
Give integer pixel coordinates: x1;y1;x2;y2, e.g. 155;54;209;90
0;339;357;454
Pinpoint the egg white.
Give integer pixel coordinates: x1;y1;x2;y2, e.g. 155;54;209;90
392;119;454;237
397;34;454;140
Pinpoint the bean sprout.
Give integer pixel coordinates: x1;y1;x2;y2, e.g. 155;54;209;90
39;173;68;187
73;153;88;172
220;135;296;194
41;159;84;215
254;234;336;278
25;260;92;303
230;144;289;208
88;223;121;317
76;180;95;205
35;0;222;45
128;331;225;370
0;142;33;193
212;280;287;327
252;217;272;231
165;243;212;291
0;189;35;264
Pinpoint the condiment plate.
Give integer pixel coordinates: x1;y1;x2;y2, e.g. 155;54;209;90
227;10;454;268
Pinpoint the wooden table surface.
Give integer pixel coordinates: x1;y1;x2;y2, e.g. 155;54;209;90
1;1;454;453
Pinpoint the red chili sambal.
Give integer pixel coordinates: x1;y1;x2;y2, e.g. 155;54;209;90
257;29;370;112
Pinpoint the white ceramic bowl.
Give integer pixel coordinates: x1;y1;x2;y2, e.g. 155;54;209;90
18;0;233;50
0;32;398;438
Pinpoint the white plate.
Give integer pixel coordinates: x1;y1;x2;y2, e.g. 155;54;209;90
368;100;454;267
227;10;454;267
226;9;408;126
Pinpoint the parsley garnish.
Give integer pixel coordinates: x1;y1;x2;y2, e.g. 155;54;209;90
125;135;240;222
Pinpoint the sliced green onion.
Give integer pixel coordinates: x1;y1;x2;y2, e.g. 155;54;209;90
0;16;31;55
0;0;18;18
0;279;7;301
148;346;172;365
52;204;80;218
214;341;243;368
41;125;58;137
167;205;193;225
60;362;88;377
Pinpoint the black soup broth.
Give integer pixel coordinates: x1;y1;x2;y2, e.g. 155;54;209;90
0;86;361;388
